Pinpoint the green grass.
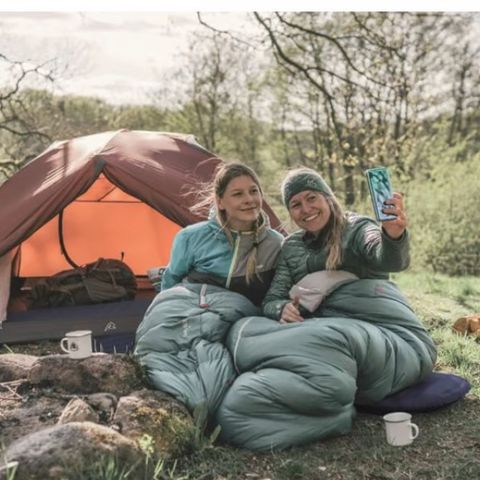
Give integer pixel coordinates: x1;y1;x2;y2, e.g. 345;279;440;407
72;455;137;480
393;271;480;313
171;398;480;479
393;271;480;397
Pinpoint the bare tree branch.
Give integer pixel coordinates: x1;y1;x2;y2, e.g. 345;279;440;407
196;13;256;48
274;13;388;88
0;53;56;142
253;12;334;102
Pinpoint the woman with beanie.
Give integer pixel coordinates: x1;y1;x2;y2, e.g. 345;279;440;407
216;167;435;451
263;167;410;322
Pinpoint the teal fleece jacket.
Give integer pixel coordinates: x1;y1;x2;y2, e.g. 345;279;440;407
161;213;283;305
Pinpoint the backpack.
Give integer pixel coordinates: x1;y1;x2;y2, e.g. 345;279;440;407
30;258;137;308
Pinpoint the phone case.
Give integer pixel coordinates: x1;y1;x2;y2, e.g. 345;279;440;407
365;167;397;222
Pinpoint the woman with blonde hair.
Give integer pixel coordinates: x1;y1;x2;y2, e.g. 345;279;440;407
135;161;282;420
161;161;283;305
263;166;409;321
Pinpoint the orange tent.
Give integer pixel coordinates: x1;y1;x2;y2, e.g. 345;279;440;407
0;130;222;277
0;130;282;344
18;173;183;277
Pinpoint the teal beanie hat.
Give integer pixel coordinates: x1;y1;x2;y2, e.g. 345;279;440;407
281;168;333;206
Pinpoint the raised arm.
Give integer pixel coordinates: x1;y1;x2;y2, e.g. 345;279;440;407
353;223;410;272
352;192;410;272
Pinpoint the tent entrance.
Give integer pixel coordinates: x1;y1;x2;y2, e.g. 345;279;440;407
18;174;180;277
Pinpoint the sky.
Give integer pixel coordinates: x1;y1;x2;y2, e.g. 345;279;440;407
0;11;256;105
1;2;478;105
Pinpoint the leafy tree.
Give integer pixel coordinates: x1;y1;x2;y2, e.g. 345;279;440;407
253;12;478;204
154;30;272;174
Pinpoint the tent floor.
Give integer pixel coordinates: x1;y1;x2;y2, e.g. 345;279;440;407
1;280;156;352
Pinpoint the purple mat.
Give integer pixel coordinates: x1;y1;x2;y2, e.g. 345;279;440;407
356;372;470;414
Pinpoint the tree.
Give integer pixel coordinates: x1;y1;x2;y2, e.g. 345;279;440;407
252;12;479;204
0;53;58;178
154;30;271;173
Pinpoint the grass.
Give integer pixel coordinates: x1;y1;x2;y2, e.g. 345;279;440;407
172;398;480;479
2;271;480;479
72;455;137;480
393;271;480;397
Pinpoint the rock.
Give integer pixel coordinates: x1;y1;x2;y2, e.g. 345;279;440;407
85;392;117;422
0;354;178;477
2;422;145;480
0;353;38;382
0;394;67;446
28;353;142;395
113;388;193;457
57;397;99;424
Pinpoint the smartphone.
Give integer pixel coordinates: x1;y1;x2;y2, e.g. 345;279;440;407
365;167;397;222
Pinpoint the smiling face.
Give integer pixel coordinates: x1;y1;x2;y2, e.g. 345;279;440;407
288;189;332;235
217;174;262;231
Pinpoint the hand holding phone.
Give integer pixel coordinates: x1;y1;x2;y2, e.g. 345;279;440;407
365;167;397;222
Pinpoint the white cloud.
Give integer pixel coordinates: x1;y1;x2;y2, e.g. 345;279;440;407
60;73;161;104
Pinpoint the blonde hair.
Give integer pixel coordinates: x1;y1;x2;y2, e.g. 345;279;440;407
191;162;264;283
323;194;347;270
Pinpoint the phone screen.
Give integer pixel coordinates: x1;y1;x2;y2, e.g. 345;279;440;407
365;167;397;222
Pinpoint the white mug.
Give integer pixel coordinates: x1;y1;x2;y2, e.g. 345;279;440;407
383;412;419;446
60;330;93;359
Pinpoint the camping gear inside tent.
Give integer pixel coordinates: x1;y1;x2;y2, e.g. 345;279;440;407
0;130;282;350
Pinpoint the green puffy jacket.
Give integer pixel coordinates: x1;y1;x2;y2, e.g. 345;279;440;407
263;212;410;320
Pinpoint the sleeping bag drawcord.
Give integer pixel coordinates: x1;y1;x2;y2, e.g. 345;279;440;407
199;284;209;308
232;317;254;374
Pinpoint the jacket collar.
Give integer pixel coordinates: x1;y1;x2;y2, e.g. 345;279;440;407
208;207;271;242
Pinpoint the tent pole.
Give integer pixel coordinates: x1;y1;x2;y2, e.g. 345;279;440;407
58;210;80;269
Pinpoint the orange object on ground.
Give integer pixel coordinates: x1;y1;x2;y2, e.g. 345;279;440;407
452;315;480;337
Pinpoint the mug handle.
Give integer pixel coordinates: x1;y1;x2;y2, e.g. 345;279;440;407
410;422;419;440
60;338;70;353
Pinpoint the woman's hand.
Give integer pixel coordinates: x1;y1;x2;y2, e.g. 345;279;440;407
280;297;304;324
381;192;407;240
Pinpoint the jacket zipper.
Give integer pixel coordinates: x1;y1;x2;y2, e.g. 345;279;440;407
226;234;241;288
